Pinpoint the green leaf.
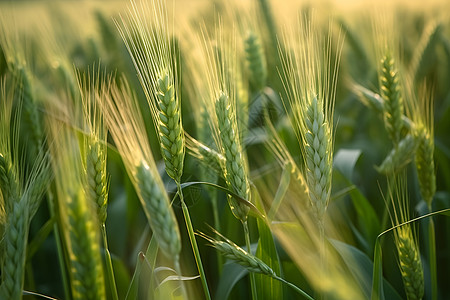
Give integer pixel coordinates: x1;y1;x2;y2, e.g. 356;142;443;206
334;149;380;255
334;149;362;180
329;239;401;300
371;240;384;300
216;263;248;300
253;187;283;300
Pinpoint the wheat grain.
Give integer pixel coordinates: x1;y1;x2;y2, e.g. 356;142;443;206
216;91;250;221
380;52;404;146
136;160;181;258
156;73;185;182
396;226;424;300
0;198;29;300
245;31;267;92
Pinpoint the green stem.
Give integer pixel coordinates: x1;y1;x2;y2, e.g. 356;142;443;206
177;182;211;300
273;275;315;300
47;190;71;300
210;189;224;273
101;224;119;300
243;220;257;300
428;216;437;300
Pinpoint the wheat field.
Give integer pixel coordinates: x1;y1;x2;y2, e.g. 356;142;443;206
0;0;449;299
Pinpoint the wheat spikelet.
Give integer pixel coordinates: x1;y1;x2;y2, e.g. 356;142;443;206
85;142;108;224
0;198;29;300
66;188;106;300
245;31;267;92
199;232;275;277
0;79;19;207
156;73;185;182
376;134;417;174
387;175;424;300
396;226;424;300
78;70;110;224
47;99;106;300
404;81;436;207
185;133;225;175
280;17;342;224
182;21;251;221
216;91;250;221
116;0;185;183
380;52;405;146
100;78;181;260
135;161;181;258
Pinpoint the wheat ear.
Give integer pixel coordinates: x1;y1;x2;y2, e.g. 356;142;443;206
65;189;106;300
135;161;181;258
380;52;404;146
415;127;436;207
215;91;250;221
85;141;108;224
376;134;417;174
396;226;424;300
304;96;333;222
387;174;425;300
101;78;182;261
156;73;185;182
0;198;28;300
245;31;267;92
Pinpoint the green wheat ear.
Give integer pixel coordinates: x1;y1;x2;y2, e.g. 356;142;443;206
376;134;417;174
304;96;332;222
396;226;424;300
156;73;185;182
245;31;267;92
215;91;250;221
135;160;181;258
380;52;404;146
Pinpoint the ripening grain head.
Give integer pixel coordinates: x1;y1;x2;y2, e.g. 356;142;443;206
280;15;343;223
100;78;181;260
116;0;185;182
